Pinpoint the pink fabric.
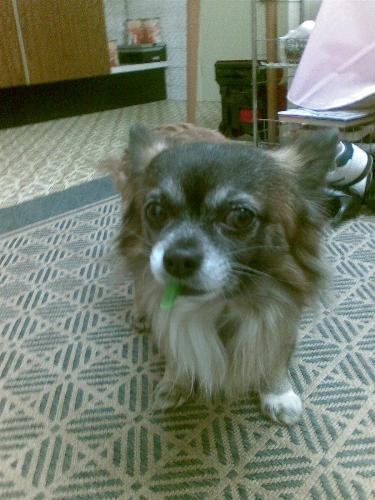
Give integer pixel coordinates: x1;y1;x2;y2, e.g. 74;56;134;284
288;0;375;110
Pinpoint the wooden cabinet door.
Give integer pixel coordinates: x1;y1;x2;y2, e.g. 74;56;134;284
17;0;110;85
0;0;26;88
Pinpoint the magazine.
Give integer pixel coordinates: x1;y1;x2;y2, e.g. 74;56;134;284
278;108;375;127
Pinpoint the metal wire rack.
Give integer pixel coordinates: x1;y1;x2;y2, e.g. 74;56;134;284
249;0;375;154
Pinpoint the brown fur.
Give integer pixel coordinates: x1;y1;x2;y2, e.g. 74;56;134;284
105;123;338;424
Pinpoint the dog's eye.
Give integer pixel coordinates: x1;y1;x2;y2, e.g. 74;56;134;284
145;203;167;226
225;207;254;230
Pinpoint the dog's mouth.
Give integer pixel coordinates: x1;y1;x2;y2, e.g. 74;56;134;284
159;279;218;310
179;285;208;296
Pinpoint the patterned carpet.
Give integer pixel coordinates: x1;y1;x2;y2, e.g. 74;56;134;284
0;101;221;209
0;178;374;499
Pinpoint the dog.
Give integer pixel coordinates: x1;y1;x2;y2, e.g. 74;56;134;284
109;122;338;425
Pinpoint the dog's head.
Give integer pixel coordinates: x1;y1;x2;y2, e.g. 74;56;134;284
119;124;338;302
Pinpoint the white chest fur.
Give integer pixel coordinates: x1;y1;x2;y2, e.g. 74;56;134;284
138;281;289;398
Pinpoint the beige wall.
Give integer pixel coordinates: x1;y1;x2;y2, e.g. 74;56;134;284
304;0;322;18
197;0;321;102
197;0;256;101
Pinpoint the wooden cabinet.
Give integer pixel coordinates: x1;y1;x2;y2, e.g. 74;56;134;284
0;0;110;88
0;0;26;88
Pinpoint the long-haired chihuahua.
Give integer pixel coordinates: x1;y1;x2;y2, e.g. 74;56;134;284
107;123;338;425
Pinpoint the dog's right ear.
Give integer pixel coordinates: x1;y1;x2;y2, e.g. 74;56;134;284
128;124;168;174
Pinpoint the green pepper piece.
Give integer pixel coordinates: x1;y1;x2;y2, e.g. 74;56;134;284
160;281;182;310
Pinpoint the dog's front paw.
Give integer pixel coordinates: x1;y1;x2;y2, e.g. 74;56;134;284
260;389;303;426
132;312;149;332
153;380;190;411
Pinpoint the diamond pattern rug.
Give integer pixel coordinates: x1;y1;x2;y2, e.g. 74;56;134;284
0;179;374;499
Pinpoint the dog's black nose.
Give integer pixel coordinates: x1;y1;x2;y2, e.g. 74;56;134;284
163;247;202;278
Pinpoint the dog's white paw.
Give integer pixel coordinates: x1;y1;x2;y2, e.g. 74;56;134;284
261;389;303;426
153;380;189;411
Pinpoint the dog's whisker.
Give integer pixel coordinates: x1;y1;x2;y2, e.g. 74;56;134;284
232;262;313;287
232;263;273;280
229;269;259;286
119;228;152;248
227;244;283;255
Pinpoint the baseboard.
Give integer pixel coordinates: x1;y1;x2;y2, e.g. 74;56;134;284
0;69;167;129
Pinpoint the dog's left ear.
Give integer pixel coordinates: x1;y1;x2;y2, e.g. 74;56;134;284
296;128;339;192
128;124;168;174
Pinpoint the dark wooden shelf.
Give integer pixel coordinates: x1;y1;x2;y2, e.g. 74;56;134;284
0;68;167;129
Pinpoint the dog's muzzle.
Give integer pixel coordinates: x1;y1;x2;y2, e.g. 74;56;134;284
150;231;231;296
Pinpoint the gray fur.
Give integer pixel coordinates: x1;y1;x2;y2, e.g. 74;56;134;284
115;124;338;425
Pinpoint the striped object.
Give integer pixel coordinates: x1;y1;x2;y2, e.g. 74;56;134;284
0;183;374;499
